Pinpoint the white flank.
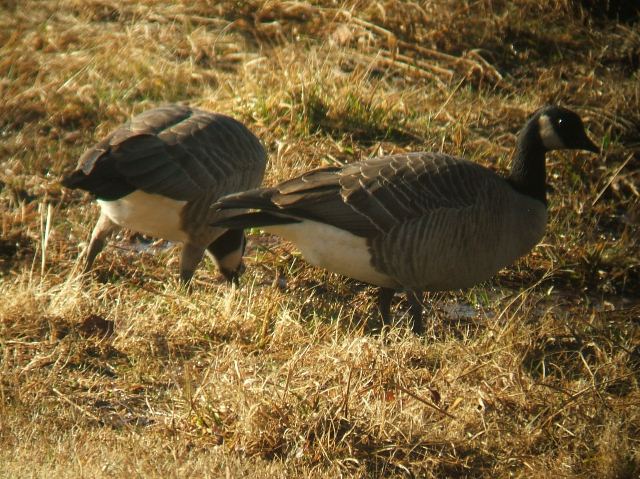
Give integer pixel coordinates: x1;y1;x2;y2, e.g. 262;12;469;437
98;191;188;243
266;220;397;288
538;114;566;150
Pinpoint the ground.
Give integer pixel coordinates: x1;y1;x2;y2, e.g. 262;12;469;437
1;1;639;477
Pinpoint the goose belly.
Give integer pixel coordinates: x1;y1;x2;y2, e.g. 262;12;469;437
98;190;189;243
266;221;398;288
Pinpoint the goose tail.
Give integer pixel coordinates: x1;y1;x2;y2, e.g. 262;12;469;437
212;188;301;229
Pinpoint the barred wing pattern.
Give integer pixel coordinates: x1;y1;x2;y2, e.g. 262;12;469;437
69;105;266;201
250;153;499;237
338;153;495;233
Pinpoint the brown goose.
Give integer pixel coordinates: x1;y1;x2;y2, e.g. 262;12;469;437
62;104;267;284
211;106;599;333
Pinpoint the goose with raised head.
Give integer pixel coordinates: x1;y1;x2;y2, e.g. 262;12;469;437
211;106;599;333
62;104;267;284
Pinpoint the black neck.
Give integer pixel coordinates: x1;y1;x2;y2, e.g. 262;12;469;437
507;119;548;205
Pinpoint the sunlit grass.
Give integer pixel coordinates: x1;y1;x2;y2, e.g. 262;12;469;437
1;0;639;477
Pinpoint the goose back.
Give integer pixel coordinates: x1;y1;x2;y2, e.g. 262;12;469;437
64;105;266;202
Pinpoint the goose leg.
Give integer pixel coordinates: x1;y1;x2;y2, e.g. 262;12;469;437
407;290;425;335
84;213;118;273
179;242;206;285
377;287;395;327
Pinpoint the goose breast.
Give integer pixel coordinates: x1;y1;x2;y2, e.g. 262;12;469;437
369;183;547;291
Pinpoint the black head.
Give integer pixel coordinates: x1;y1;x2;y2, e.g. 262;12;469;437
535;106;599;154
221;259;246;285
207;229;247;284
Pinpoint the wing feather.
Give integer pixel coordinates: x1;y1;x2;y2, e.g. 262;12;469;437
63;105;266;201
215;152;503;239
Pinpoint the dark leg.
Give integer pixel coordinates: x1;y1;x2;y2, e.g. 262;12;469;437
377;287;395;327
206;229;245;284
180;242;206;285
407;290;425;335
84;213;118;273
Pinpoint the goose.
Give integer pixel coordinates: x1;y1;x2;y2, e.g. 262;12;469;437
62;104;267;284
210;106;599;333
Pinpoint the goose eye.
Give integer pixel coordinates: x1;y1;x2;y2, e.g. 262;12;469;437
556;118;563;127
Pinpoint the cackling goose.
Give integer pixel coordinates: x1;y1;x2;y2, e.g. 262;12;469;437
211;106;599;333
62;104;267;284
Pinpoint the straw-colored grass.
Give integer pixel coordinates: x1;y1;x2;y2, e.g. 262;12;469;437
1;1;639;477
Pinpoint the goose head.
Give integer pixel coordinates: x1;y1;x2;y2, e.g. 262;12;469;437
535;105;600;154
510;106;599;204
215;231;247;285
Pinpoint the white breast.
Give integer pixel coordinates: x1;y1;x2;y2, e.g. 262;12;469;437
266;220;398;288
98;190;189;243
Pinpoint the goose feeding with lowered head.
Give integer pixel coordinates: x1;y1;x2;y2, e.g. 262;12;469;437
62;104;267;285
211;106;599;333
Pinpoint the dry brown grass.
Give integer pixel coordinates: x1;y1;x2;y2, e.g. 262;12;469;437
1;1;639;477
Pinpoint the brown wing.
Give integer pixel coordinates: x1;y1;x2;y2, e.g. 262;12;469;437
215;152;500;238
338;153;485;232
63;105;266;201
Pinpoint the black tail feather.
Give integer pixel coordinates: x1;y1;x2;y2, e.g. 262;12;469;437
211;211;301;229
214;187;278;212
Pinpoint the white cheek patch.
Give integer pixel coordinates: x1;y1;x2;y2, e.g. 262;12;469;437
538;114;566;150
